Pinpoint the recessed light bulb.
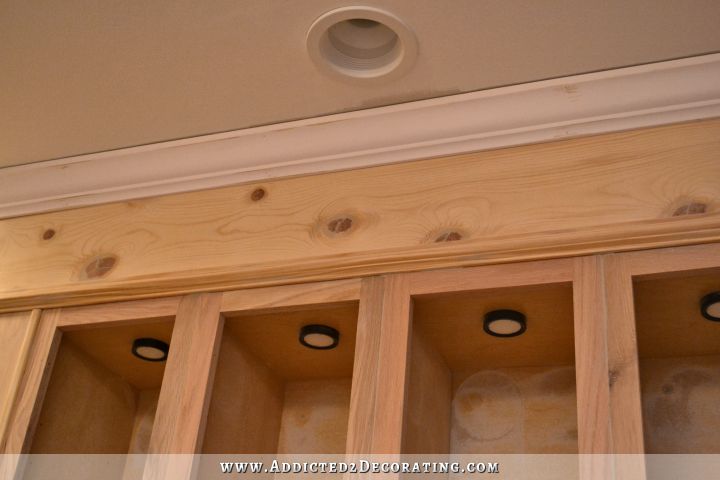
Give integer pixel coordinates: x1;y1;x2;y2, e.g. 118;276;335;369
132;338;170;362
484;310;527;338
701;292;720;321
299;324;340;350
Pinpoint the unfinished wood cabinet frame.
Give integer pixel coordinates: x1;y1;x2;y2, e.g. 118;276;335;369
219;278;383;453
2;243;718;480
595;243;720;480
602;242;720;451
0;258;639;455
2;297;179;454
403;254;660;479
1;294;225;479
405;258;604;455
347;275;411;454
605;242;720;445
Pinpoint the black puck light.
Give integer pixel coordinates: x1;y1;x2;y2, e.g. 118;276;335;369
701;292;720;322
299;324;340;350
132;338;170;362
484;310;527;337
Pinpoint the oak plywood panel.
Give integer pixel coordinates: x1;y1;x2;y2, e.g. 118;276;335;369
202;332;284;454
223;303;359;380
451;366;578;455
634;269;720;359
633;264;720;454
412;283;575;370
62;320;173;390
403;329;452;454
277;379;351;454
30;341;137;453
2;120;720;311
127;389;160;454
640;355;720;454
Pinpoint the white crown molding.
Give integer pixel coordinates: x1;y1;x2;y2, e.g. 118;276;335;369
2;53;720;219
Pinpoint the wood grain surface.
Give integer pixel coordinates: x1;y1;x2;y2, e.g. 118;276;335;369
0;310;38;449
1;120;719;312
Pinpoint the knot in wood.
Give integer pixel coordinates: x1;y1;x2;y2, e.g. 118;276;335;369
672;202;707;217
251;188;266;202
85;255;118;279
435;231;463;242
327;217;353;234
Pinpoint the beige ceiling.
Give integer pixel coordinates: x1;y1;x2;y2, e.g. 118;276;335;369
1;0;719;168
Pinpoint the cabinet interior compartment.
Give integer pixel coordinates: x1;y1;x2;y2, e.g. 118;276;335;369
202;301;359;454
634;268;720;453
403;282;578;454
30;318;174;454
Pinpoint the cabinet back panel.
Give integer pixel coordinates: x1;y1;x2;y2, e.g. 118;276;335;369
277;379;351;454
451;365;577;454
640;355;720;454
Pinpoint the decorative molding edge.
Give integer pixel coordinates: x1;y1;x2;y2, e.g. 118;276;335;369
2;53;720;219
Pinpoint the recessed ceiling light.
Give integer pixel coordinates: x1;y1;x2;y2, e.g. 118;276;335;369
484;310;527;338
306;6;418;82
132;338;170;362
299;324;340;350
701;292;720;321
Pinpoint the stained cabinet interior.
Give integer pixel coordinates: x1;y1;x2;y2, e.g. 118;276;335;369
403;282;578;454
202;301;359;454
634;268;720;453
30;319;174;454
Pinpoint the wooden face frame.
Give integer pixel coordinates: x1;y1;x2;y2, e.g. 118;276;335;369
3;243;720;480
601;243;720;454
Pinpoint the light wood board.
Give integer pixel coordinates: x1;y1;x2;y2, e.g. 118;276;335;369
0;310;38;448
1;120;719;312
2;310;61;454
148;293;223;454
346;275;412;455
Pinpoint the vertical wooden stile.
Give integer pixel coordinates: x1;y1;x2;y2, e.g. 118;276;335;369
573;256;612;480
604;254;646;480
144;293;224;480
346;275;412;455
0;310;40;449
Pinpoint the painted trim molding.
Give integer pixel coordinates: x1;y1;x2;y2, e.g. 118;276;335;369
2;53;720;219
